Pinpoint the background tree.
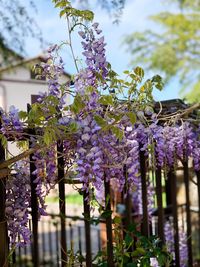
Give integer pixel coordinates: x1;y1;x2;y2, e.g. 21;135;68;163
0;0;126;67
0;0;42;66
124;0;200;102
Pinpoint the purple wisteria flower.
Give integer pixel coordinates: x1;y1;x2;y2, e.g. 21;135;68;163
164;220;188;267
75;23;108;94
32;147;57;216
6;161;31;247
1;106;23;136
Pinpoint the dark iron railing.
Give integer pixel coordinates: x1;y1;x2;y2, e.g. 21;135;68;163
0;99;200;266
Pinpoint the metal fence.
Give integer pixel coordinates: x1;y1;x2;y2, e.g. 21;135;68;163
0;101;200;267
12;214;103;267
1;148;200;267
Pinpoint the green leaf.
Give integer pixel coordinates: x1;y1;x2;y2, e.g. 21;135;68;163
113;216;121;224
60;9;66;17
128;223;136;233
125;234;133;246
94;115;107;127
44;130;51;146
132;247;146;257
127;112;137;125
111;126;124;141
123;70;130;74
68;121;79;133
18;111;27;120
100;210;112;219
134;66;144;78
0;134;7;147
70;95;85;114
127;263;137;267
99;95;114;106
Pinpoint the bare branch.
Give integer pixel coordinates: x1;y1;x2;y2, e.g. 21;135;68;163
0;145;41;170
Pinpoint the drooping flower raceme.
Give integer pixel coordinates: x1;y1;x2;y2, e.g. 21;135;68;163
6;161;31;247
75;23;108;94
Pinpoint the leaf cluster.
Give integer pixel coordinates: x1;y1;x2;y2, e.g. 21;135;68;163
93;220;172;266
0;0;42;66
52;0;94;21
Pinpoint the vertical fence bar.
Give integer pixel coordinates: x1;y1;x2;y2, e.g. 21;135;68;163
104;178;114;267
196;171;200;254
83;189;92;267
12;250;16;265
183;159;193;266
69;223;73;249
169;169;180;267
18;240;22;266
78;226;83;267
155;166;165;242
41;221;46;264
0;115;8;267
139;148;149;237
57;141;67;267
124;165;132;229
165;171;172;207
28;104;39;267
48;221;53;266
55;222;60;267
97;229;101;252
69;223;74;267
0;178;8;267
24;243;28;266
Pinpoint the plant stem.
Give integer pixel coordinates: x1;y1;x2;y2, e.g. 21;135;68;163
67;16;79;73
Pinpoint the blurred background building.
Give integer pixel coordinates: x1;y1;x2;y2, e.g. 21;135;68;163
0;49;70;111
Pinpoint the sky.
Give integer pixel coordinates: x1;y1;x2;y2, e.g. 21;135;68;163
23;0;180;101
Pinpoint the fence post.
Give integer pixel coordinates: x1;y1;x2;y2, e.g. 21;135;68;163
139;148;149;237
104;177;114;267
196;171;200;256
124;165;132;229
183;157;193;266
57;141;67;267
155;166;165;243
28;104;39;267
168;169;180;267
0;136;8;267
83;189;92;267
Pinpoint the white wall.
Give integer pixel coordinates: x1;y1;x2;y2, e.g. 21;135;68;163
0;63;71;156
0;64;70;111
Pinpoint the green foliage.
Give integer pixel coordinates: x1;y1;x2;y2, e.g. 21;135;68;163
0;133;7;147
184;81;200;102
94;220;172;266
52;0;94;21
124;1;200;102
70;95;85;114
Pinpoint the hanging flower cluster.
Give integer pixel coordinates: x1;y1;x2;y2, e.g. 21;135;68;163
1;106;23;137
32;147;57;217
75;23;108;94
164;220;188;267
5;161;31;247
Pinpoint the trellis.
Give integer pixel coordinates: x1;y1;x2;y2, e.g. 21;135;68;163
0;99;200;267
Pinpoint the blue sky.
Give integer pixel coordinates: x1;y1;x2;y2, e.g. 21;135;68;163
23;0;180;101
